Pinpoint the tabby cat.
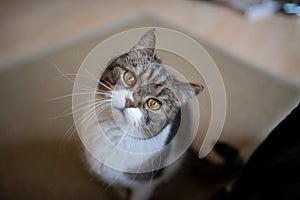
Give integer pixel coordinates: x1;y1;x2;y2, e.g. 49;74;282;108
83;29;203;200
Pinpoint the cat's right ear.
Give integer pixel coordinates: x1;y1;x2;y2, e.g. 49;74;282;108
175;82;204;105
131;29;156;57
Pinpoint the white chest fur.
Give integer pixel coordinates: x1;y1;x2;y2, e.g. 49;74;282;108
82;116;184;188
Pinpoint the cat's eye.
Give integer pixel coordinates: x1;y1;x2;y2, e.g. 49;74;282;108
123;71;136;86
147;98;161;111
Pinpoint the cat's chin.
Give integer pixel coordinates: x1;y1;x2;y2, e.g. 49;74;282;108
111;106;144;139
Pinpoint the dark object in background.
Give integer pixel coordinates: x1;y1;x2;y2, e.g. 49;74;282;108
213;102;300;200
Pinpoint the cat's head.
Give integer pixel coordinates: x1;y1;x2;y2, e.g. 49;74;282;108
98;30;203;138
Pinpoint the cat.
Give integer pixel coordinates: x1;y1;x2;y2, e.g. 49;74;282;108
81;29;204;200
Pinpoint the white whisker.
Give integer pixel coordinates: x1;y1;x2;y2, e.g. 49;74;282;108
51;97;109;120
53;99;111;119
101;79;113;88
59;100;111;149
55;73;103;87
48;91;111;101
49;59;101;93
84;68;112;91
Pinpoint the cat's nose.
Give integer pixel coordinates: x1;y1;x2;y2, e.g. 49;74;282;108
125;97;136;108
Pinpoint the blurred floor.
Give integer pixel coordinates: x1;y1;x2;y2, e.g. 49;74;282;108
0;137;230;200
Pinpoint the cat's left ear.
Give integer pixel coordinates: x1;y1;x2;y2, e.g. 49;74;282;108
175;82;204;105
131;29;156;57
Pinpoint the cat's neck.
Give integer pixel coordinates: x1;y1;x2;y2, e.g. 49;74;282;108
100;120;172;154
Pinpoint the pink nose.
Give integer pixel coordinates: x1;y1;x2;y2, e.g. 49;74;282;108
125;98;136;108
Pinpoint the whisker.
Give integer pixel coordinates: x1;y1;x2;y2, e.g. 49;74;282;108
101;79;113;88
98;81;113;91
53;99;111;119
49;59;100;92
60;103;108;151
48;91;111;101
55;73;102;86
57;70;112;90
49;59;73;84
61;103;110;149
73;83;103;93
70;97;109;111
84;68;112;91
59;107;95;148
59;100;111;149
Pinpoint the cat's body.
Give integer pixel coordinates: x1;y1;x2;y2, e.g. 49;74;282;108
84;115;184;199
82;30;203;200
85;137;185;200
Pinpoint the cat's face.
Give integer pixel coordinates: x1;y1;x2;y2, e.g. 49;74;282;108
97;30;203;138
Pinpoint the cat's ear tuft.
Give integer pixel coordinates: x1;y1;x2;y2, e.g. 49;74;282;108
190;83;204;95
175;82;204;105
131;29;156;57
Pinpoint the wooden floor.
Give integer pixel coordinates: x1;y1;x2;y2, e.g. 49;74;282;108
0;0;299;86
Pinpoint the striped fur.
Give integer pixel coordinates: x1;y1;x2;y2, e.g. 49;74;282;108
84;29;203;200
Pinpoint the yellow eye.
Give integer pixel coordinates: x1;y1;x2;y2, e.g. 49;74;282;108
147;98;161;111
123;71;136;86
